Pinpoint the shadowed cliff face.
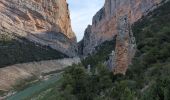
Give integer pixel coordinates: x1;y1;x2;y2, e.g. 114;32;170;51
0;0;77;57
80;0;166;74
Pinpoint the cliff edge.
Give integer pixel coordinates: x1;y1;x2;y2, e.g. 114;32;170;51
0;0;77;57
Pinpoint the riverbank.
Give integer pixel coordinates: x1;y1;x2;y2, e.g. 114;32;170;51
0;57;80;92
7;72;62;100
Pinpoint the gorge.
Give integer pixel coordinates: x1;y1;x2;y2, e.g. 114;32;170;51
0;0;170;99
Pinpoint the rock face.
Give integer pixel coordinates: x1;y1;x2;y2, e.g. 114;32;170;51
81;0;165;74
0;0;77;57
113;15;136;75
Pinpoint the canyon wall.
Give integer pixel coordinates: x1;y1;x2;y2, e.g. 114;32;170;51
0;0;77;57
81;0;165;74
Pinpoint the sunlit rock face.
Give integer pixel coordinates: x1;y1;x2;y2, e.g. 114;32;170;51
0;0;77;57
81;0;165;74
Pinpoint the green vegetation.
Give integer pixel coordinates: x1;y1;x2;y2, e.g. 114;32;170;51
82;37;116;67
0;90;6;96
60;64;113;100
0;33;67;68
27;64;113;100
54;1;170;99
13;1;170;100
24;37;116;100
126;1;170;99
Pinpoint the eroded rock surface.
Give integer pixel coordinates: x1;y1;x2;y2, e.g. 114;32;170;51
80;0;166;74
0;0;77;57
113;15;136;75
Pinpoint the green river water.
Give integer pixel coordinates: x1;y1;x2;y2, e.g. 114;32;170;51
7;73;61;100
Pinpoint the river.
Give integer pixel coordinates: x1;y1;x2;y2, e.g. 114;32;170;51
7;73;61;100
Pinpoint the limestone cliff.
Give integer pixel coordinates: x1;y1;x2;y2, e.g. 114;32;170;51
80;0;166;74
0;0;77;57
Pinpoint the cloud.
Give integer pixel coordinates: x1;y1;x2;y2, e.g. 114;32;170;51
67;0;104;41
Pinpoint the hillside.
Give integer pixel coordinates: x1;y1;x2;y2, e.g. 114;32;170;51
1;0;170;100
65;1;170;99
0;31;68;68
80;0;168;75
26;1;170;100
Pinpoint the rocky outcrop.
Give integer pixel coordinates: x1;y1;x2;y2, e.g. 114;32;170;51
0;57;80;91
113;15;136;75
0;0;77;57
81;0;166;74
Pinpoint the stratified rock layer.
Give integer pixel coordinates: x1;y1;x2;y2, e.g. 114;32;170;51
0;0;77;57
81;0;166;74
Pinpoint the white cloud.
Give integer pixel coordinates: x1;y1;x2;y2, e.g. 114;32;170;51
67;0;104;41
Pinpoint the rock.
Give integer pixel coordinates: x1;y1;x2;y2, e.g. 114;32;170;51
0;0;77;57
80;0;166;74
106;51;116;71
113;15;136;75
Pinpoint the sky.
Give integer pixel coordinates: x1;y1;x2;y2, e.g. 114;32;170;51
67;0;104;41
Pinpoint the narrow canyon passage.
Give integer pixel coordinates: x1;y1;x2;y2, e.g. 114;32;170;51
0;0;170;100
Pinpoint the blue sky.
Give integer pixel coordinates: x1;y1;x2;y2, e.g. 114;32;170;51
67;0;104;41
